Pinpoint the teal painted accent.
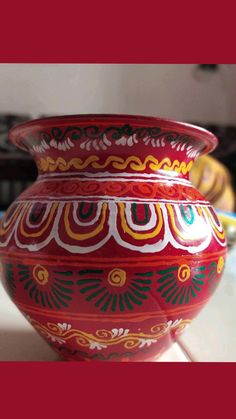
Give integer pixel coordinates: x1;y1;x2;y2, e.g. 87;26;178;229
192;277;204;286
45;292;53;309
95;292;109;307
131;203;149;225
124;293;133;310
52;286;72;301
79;283;101;294
52;289;68;307
30;205;44;223
49;293;61;309
166;287;179;302
79;202;94;220
54;271;72;276
131;283;151;292
86;287;107;302
128;286;148;300
119;295;125;311
111;295;117;312
78;269;103;275
157;267;178;275
24;280;33;290
157;273;175;283
179;289;186;304
180;204;194;225
40;291;46;307
136;272;153;277
54;283;73;294
172;288;184;305
29;285;36;299
55;278;73;286
135;278;152;284
157;278;175;293
77;278;101;285
162;283;177;298
101;294;113;312
34;290;39;304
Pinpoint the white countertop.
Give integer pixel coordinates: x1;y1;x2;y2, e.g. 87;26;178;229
0;248;235;362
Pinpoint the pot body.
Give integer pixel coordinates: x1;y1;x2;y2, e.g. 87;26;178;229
0;116;227;361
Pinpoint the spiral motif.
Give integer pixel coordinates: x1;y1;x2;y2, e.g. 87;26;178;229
76;336;91;347
182;186;201;200
151;323;167;335
33;264;49;285
27;317;193;353
132;183;156;198
31;180;204;201
38;181;59;194
124;339;140;349
104;182;129;196
217;256;225;274
107;268;126;287
60;182;80;194
79;182;101;194
158;184;179;198
177;264;191;283
47;323;62;334
96;329;113;340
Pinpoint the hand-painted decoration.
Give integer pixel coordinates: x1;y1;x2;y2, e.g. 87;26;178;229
25;315;191;351
0;115;227;361
0;200;225;254
37;155;194;174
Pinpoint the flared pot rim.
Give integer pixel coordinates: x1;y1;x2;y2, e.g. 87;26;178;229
8;113;218;154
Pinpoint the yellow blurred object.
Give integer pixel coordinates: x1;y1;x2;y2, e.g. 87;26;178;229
190;155;235;212
217;210;236;250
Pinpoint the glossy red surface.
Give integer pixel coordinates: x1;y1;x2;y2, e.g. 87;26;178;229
0;115;226;361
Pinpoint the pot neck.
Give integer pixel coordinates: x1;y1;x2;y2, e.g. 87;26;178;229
9;121;215;180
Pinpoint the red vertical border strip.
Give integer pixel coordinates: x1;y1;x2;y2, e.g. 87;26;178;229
0;1;235;62
0;362;235;417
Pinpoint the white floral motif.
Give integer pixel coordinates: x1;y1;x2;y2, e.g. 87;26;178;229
186;146;200;159
50;138;75;151
88;328;129;351
166;318;190;332
89;341;107;350
138;338;157;348
115;135;138;147
46;323;72;344
24;318;191;352
32;137;75;153
31;130;200;157
80;135;112;151
170;139;199;159
57;323;72;331
111;328;129;338
32;140;50;153
47;334;65;344
143;136;166;147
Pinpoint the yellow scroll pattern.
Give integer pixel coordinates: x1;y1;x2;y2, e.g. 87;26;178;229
38;155;194;174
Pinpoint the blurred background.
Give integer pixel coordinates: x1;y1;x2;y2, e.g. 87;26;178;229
0;63;236;245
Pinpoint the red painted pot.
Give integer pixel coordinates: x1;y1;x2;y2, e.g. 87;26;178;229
0;115;227;361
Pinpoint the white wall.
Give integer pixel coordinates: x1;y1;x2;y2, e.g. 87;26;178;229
0;64;235;124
